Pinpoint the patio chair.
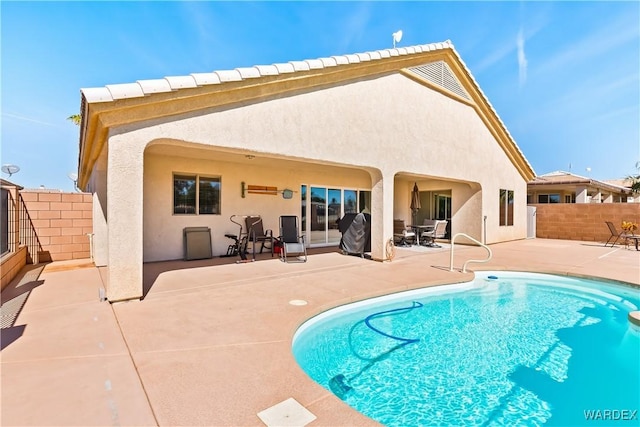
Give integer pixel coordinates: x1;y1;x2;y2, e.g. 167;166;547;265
604;221;630;247
245;216;274;257
421;220;448;247
393;219;416;247
279;215;307;262
423;219;437;228
415;219;436;246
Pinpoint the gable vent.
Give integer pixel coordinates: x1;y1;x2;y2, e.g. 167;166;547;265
408;61;471;101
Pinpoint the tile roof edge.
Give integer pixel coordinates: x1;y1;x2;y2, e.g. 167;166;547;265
529;171;632;191
80;40;455;102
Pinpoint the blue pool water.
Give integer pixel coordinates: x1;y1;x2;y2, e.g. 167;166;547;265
292;272;640;426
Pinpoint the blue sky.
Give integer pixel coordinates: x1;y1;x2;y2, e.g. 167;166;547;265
2;1;639;191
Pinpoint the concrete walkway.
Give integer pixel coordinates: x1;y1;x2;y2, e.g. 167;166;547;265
1;239;638;426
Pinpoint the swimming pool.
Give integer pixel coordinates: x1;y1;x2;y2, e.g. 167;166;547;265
292;272;640;426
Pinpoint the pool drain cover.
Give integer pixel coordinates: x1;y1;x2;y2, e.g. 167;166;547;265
257;397;316;427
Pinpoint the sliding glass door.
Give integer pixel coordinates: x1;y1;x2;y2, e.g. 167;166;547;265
302;186;370;246
310;187;327;244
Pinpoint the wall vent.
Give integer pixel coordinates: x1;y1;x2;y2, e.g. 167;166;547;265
408;61;471;101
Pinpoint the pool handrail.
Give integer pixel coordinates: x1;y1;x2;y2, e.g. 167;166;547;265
449;232;492;273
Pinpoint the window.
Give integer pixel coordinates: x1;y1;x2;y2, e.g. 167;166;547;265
198;177;221;214
344;190;357;214
499;189;514;226
564;195;574;203
1;188;8;255
537;194;560;204
173;174;220;215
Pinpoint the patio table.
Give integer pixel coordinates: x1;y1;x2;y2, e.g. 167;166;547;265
411;224;435;246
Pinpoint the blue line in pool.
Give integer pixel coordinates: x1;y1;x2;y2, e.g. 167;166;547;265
330;301;424;399
364;301;423;344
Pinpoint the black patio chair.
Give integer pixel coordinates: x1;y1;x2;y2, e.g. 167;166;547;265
279;215;307;263
245;216;274;257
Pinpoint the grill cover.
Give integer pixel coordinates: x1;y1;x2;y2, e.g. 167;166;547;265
338;213;371;256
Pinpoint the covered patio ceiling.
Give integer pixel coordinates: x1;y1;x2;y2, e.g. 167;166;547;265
145;140;374;175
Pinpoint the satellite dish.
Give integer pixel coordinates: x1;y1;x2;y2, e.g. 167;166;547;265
1;164;20;177
392;30;403;48
68;172;80;192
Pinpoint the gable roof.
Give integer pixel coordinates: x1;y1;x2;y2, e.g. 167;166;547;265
77;40;535;188
528;171;631;194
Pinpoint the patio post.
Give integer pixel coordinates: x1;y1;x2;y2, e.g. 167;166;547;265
106;135;145;302
369;169;395;261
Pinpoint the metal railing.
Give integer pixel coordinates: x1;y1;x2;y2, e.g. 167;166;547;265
16;193;44;264
449;232;492;273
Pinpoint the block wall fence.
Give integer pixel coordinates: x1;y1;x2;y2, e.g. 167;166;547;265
531;203;640;242
20;190;93;261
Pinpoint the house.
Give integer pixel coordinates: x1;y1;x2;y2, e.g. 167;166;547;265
527;171;632;204
77;40;535;302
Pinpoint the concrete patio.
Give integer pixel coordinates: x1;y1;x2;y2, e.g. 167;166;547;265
1;239;639;426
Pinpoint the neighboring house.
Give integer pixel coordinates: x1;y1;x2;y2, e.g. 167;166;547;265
77;40;535;302
605;178;637;203
527;171;632;204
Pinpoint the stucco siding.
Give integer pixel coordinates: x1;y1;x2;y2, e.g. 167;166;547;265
86;147;108;267
114;72;528;260
117;75;515;180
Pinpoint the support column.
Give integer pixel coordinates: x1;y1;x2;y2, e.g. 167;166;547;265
603;193;613;203
369;169;395;261
576;186;589;203
106;136;145;302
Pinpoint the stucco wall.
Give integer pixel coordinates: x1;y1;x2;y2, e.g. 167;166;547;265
532;203;640;242
87;149;108;267
152;75;518;180
20;190;93;261
129;72;527;244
